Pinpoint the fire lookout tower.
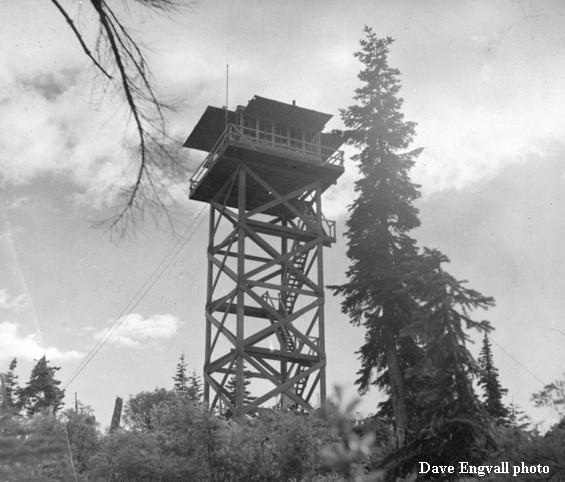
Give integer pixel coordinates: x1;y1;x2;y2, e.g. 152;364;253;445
184;95;344;416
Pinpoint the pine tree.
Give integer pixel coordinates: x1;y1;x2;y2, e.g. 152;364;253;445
507;402;532;430
224;372;255;417
2;358;20;411
186;370;203;402
478;333;510;424
173;354;202;402
532;374;565;427
331;27;424;446
173;353;188;394
19;356;65;416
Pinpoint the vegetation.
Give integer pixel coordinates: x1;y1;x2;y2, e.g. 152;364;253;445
532;373;565;420
478;333;510;424
18;356;66;417
2;356;565;481
173;353;202;401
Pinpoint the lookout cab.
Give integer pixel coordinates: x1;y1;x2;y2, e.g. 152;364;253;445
184;95;344;416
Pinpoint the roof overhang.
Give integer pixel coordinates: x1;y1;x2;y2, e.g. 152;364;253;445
183;106;235;152
245;95;332;132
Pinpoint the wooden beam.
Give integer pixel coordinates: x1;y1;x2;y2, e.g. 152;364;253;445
247;280;317;297
243;299;320;347
247;180;318;217
245;346;318;364
216;250;273;263
206;312;237;346
241;354;309;409
243;362;324;413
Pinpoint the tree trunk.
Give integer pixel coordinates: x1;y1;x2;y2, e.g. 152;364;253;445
384;319;408;447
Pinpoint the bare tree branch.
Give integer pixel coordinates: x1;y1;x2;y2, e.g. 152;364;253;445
49;0;113;80
51;0;193;237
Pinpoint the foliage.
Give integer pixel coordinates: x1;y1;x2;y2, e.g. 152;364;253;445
481;423;565;481
478;333;510;424
213;409;338;481
507;402;532;430
123;387;178;430
0;412;75;481
9;381;565;482
532;373;565;420
90;395;214;480
224;372;256;417
18;356;65;416
320;387;379;481
92;391;342;481
64;404;100;474
90;430;173;481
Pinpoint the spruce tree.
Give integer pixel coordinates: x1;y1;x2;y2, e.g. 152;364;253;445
331;27;424;446
478;333;510;424
19;356;65;416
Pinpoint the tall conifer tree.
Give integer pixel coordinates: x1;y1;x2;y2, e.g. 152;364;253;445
19;356;65;416
2;358;20;411
478;333;509;424
331;27;423;446
334;29;496;467
173;354;203;401
401;249;494;468
173;353;189;393
224;372;255;417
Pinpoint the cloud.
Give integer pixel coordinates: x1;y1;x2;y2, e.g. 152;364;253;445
0;66;138;206
94;313;182;348
0;288;29;312
0;321;84;362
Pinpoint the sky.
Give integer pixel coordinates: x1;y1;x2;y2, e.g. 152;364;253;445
2;0;565;429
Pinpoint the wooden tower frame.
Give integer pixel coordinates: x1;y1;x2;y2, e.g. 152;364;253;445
185;96;344;416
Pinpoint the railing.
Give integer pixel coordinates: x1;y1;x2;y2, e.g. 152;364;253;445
232;124;344;168
189;123;344;195
189;124;234;193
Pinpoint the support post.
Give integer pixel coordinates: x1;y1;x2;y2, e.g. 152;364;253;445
316;184;327;405
236;166;246;416
204;205;214;407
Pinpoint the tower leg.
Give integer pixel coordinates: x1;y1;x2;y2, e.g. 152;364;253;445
236;166;246;416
